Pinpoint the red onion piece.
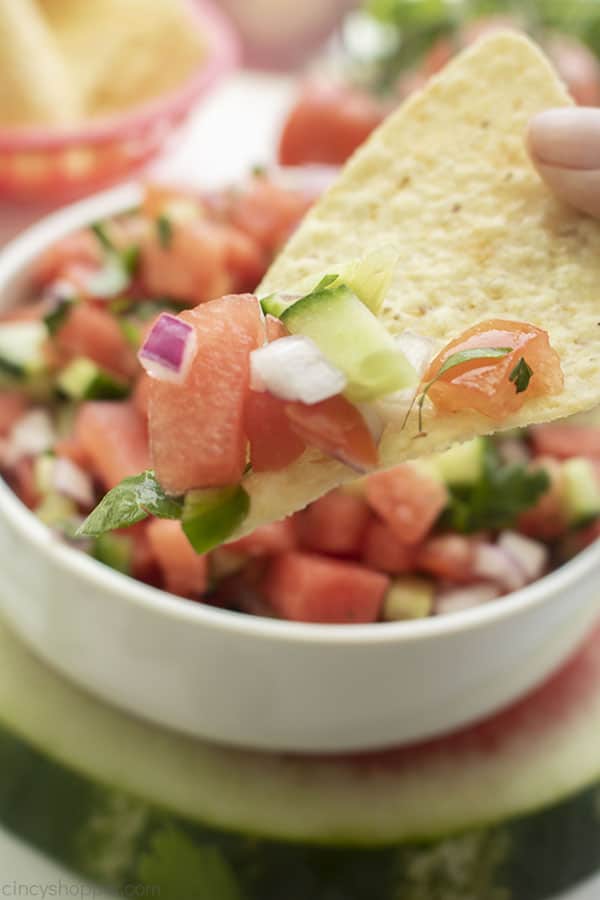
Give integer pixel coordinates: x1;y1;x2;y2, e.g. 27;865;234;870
473;542;528;593
138;313;197;385
498;531;548;583
250;335;346;404
53;457;95;508
436;582;501;616
7;410;56;464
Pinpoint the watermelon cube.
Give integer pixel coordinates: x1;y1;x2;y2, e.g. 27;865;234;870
262;551;389;623
362;518;416;574
75;401;149;490
365;464;447;545
295;490;371;557
147;518;208;598
149;295;264;494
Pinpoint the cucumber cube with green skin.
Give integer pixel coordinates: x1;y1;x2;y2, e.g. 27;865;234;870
260;292;298;318
383;576;435;621
431;437;487;487
561;457;600;525
57;357;130;401
182;484;250;554
281;285;417;403
0;321;47;378
340;246;398;315
93;533;133;575
35;493;77;528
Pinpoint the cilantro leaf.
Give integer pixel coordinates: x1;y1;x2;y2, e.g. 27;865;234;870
509;357;533;394
443;441;550;533
417;347;512;431
137;828;243;900
91;221;115;253
88;221;140;298
77;471;183;537
44;294;76;336
157;214;174;249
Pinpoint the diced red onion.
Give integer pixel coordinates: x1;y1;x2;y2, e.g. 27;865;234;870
498;531;548;583
373;332;437;426
7;410;56;463
498;438;531;467
53;457;95;508
138;313;197;384
436;583;501;616
250;335;346;404
473;542;528;593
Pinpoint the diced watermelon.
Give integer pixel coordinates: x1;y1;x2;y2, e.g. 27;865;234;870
295;490;371;557
245;389;306;472
265;315;288;342
424;320;564;421
55;302;138;380
223;226;267;293
141;183;204;220
139;220;235;306
133;374;152;420
278;81;386;167
31;230;101;286
518;457;569;541
361;518;416;574
149;295;263;494
226;177;312;255
146;518;208;598
8;458;40;510
285;395;378;471
75;402;149;490
54;435;90;469
0;392;29;436
417;534;477;583
365;465;448;545
531;424;600;460
262;551;389;623
228;519;296;556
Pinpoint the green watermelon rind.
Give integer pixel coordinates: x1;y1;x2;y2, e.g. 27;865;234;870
2;618;600;898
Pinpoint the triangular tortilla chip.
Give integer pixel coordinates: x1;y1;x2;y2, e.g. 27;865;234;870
0;0;80;126
235;32;600;537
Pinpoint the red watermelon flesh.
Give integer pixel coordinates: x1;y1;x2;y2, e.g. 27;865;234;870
75;402;149;490
149;295;264;494
146;518;208;597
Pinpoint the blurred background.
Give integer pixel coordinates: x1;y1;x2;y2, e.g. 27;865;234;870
1;0;600;231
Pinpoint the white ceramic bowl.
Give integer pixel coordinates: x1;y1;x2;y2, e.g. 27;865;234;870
0;185;599;754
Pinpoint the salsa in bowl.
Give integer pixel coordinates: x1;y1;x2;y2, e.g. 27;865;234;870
0;180;598;752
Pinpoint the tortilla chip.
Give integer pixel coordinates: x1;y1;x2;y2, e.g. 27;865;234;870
235;32;600;537
39;0;205;118
0;0;80;125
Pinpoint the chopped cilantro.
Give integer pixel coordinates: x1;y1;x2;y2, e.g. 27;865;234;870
442;440;550;533
90;221;115;253
509;357;533;394
88;220;140;298
77;471;183;536
156;214;174;249
43;294;76;336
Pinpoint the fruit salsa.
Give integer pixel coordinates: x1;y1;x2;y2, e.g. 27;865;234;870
0;175;597;625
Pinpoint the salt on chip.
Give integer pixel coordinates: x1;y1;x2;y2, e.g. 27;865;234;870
234;32;600;537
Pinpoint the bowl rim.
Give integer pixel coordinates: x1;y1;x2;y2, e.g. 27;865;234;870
0;0;240;151
1;182;599;647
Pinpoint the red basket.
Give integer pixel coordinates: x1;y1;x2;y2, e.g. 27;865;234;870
0;0;239;203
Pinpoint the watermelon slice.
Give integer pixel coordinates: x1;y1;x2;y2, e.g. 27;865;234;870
148;295;264;494
0;391;29;435
365;465;448;546
294;490;371;557
55;302;138;380
2;619;600;898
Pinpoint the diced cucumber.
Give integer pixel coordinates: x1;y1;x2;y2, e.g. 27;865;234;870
34;493;77;527
57;357;129;401
182;484;250;554
340;246;398;315
260;292;297;317
281;285;417;402
383;576;435;621
33;453;56;495
0;321;47;378
561;457;600;525
93;532;133;575
431;437;487;487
